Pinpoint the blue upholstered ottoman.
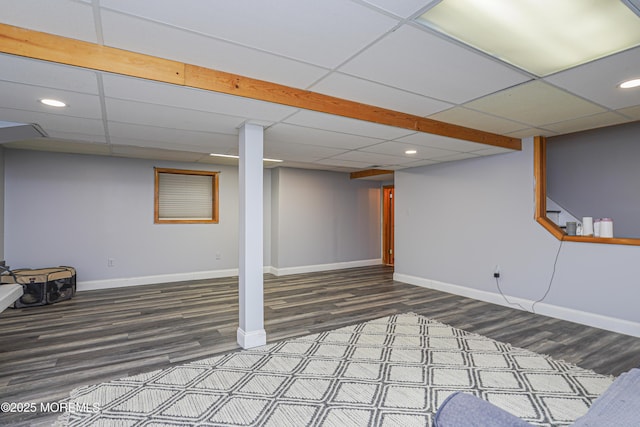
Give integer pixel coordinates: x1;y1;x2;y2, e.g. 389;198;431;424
434;368;640;427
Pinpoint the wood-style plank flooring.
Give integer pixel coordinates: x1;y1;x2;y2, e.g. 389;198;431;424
1;265;640;425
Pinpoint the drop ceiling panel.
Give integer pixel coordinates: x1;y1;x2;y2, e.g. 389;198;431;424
541;112;630;134
110;145;206;162
0;81;103;120
311;72;453;117
102;74;298;122
393;159;440;169
469;146;515;156
429;107;529;135
339;25;531;104
285;110;414;140
544;46;640;110
263;140;346;162
0;54;99;94
0;0;97;42
314;157;374;169
464;81;607;127
360;140;454;160
395;132;498;152
3;138;111;155
430;152;479;162
101;0;399;69
265;123;383;150
0;108;105;137
361;0;437;18
618;105;640;120
328;150;409;167
107;122;238;152
100;10;328;88
105;99;247;134
46;130;107;143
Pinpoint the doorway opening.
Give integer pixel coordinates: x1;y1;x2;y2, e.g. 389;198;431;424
383;185;394;265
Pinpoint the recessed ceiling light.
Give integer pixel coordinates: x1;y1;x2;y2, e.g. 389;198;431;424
619;78;640;89
405;149;418;154
416;0;640;76
209;153;283;162
40;98;67;107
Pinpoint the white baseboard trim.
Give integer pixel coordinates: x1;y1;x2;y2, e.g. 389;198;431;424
271;259;382;276
237;327;267;349
78;268;239;291
394;272;640;338
77;260;381;292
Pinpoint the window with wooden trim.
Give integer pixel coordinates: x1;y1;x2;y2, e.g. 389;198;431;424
154;168;219;224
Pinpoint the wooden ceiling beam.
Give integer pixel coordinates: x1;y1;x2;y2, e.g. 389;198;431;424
350;169;394;180
0;23;521;150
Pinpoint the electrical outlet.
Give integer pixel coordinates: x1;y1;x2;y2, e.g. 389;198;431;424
215;252;221;260
493;265;500;278
108;258;116;268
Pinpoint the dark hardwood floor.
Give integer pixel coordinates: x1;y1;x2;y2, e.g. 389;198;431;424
1;265;639;425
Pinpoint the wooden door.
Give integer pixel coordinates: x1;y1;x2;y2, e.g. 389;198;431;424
383;186;394;265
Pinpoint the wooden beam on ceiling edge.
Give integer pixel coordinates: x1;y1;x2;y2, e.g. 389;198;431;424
0;23;521;151
350;169;395;180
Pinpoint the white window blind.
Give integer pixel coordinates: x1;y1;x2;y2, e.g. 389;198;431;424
158;172;213;220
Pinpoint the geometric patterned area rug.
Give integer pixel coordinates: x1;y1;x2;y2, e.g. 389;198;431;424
56;313;613;426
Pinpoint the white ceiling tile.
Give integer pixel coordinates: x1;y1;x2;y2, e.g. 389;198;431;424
265;123;382;150
360;140;454;160
464;81;607;127
617;105;640;120
469;146;516;155
0;54;99;94
361;0;438;18
108;122;238;152
101;0;399;69
105;99;246;133
314;157;374;169
428;107;529;135
396;132;493;152
392;159;440;169
339;25;531;104
328;150;408;166
0;0;97;42
430;152;480;162
0;107;105;136
263;140;347;162
0;81;103;119
100;11;328;89
3;138;111;155
284;110;414;140
311;72;453;116
45;130;106;144
541;112;631;134
506;128;559;138
544;46;640;110
110;145;207;162
102;73;297;121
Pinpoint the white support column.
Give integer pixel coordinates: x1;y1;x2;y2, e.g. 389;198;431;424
237;123;266;349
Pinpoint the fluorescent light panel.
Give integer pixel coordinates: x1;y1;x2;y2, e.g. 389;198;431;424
416;0;640;76
209;153;283;162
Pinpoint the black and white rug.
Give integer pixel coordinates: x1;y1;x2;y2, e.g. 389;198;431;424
57;313;613;426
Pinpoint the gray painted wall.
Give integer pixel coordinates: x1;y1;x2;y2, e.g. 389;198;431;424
395;138;640;333
5;150;244;281
547;121;640;238
4;150;381;283
271;168;381;269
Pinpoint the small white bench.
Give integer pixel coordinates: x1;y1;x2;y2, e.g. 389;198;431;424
0;284;23;313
